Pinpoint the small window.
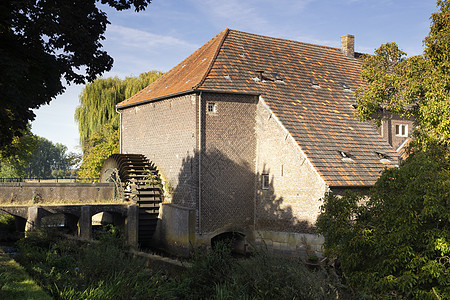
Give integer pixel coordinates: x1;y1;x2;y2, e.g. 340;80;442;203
261;174;269;190
395;124;408;137
207;102;216;113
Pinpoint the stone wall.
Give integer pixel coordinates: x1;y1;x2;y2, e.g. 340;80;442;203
0;182;116;206
255;98;328;234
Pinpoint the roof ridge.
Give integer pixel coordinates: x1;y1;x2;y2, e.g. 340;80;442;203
227;28;363;54
193;28;230;90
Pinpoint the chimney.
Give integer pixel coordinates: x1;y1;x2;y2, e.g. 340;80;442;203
341;34;354;57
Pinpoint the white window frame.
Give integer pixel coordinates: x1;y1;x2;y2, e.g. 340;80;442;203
395;124;408;137
207;102;216;114
261;174;269;190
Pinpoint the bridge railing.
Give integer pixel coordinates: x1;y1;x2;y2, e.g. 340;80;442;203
0;177;100;183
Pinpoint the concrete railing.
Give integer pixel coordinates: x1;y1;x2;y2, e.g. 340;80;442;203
0;182;122;205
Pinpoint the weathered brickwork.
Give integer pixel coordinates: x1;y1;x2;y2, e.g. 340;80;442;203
255;99;328;234
121;94;199;209
200;92;258;233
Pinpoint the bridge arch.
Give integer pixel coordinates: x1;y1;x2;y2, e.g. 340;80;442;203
210;230;248;254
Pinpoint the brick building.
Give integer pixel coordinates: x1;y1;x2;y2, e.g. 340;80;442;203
117;29;404;256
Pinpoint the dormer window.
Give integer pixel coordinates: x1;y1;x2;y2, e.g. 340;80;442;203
395;124;408;137
375;151;389;160
309;77;319;87
340;82;351;91
338;150;354;162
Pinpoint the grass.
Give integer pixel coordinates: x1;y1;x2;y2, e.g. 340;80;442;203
10;227;348;299
0;248;52;300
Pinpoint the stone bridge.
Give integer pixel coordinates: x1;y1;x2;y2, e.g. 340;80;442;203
0;182;139;244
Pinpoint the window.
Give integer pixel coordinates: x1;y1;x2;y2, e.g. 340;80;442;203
207;102;216;113
395;124;408;137
261;174;269;190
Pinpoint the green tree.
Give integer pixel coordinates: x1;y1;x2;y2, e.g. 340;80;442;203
75;71;162;179
316;150;450;298
355;0;450;152
24;137;70;178
317;1;450;298
77;123;119;180
0;0;152;151
75;71;163;143
0;127;37;178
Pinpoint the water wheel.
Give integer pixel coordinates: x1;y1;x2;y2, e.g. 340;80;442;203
100;154;162;245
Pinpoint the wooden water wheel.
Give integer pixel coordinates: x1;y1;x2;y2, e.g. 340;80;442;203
100;154;162;245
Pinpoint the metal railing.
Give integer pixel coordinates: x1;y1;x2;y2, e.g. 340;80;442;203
0;177;99;183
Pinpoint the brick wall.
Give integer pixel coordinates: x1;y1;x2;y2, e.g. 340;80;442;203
378;113;414;150
255;99;328;234
200;92;258;233
120;94;198;209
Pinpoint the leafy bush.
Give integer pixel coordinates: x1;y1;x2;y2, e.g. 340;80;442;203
316;149;450;298
15;227;170;299
0;214;16;235
14;227;347;299
178;242;344;299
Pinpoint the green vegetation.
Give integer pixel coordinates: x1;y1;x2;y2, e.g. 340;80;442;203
0;0;152;151
0;249;51;300
317;1;450;298
11;227;344;299
316;149;450;298
0;127;37;178
75;71;163;143
355;0;450;152
75;71;163;180
0;131;79;179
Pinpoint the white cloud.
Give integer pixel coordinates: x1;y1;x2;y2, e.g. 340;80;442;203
190;0;314;33
106;24;199;50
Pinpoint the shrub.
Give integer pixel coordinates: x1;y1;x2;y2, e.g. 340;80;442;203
316;149;450;298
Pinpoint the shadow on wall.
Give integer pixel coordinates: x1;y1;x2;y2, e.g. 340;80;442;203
170;148;317;237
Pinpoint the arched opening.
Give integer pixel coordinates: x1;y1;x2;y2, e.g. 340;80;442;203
211;231;247;255
0;213;24;241
91;212;125;239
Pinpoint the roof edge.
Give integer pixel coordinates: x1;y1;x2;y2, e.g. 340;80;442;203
117;89;196;110
193;28;230;89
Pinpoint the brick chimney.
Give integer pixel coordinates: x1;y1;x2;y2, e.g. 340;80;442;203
341;34;354;57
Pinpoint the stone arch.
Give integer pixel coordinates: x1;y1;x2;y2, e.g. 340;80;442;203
210;230;247;254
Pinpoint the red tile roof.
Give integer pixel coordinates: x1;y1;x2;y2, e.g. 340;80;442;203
118;29;399;187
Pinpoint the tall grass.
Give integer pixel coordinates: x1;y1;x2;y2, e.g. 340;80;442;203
14;228;347;299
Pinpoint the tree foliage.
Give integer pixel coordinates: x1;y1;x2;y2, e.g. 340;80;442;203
0;127;37;178
24;136;71;178
0;0;152;151
0;129;78;178
77;123;119;180
75;71;162;179
75;71;163;143
316;149;450;298
355;0;450;152
317;1;450;298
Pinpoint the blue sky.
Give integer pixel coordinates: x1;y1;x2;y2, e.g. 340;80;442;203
31;0;437;153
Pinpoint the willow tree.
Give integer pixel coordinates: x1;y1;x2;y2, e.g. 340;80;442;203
75;71;163;144
75;71;163;179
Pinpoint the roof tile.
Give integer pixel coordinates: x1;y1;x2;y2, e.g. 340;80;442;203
118;29;399;187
